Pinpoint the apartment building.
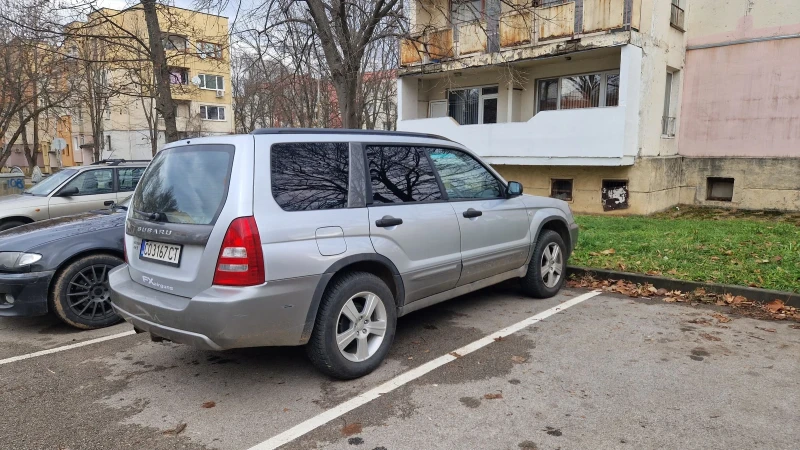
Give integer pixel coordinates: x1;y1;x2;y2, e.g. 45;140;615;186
63;4;233;164
397;0;800;213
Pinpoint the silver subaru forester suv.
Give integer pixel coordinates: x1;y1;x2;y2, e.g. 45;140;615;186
109;129;579;379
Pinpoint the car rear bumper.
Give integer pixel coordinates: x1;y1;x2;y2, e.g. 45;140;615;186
108;265;321;350
0;271;54;317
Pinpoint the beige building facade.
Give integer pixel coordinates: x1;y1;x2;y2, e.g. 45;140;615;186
66;4;233;164
398;0;800;213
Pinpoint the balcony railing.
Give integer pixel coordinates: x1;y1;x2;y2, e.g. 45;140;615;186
670;1;685;31
662;116;676;137
401;0;634;67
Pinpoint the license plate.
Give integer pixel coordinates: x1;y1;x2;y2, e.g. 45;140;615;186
139;240;182;267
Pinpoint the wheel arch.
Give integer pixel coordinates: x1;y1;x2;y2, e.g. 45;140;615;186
531;213;572;260
300;253;405;344
0;216;34;228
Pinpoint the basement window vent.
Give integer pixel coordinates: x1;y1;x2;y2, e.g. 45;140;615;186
551;179;573;201
601;180;629;211
707;177;734;201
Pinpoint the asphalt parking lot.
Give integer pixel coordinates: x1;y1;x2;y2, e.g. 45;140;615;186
1;284;798;450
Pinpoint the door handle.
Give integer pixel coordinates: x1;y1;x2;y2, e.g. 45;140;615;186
375;216;403;227
462;208;483;218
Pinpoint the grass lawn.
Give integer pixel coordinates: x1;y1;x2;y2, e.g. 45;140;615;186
571;207;800;293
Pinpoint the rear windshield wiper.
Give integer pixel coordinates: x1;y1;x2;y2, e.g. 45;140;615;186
135;209;169;223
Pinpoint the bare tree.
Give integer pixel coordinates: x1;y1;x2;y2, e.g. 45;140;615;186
0;0;73;169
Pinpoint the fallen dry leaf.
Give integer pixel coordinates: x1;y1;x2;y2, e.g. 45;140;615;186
511;355;527;364
163;423;187;436
618;262;627;271
688;318;711;326
341;422;362;437
773;255;783;262
755;327;776;333
765;300;785;314
201;401;216;409
494;336;504;342
484;393;503;400
449;351;462;358
710;256;720;261
700;333;721;341
712;313;731;323
600;248;616;255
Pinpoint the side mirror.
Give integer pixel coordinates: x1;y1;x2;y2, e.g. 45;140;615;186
506;181;523;197
59;186;79;197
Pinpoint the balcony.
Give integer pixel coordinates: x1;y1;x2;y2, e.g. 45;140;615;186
401;0;639;67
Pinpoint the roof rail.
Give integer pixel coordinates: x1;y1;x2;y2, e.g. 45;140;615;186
250;128;453;142
91;159;150;166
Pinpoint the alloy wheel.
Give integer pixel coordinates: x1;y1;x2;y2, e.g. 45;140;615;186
540;242;564;288
335;291;388;362
66;264;116;322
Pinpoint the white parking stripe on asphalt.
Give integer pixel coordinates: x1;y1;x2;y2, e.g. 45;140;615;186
0;330;136;366
249;290;602;450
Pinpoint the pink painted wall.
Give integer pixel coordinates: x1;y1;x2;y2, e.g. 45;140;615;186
678;38;800;157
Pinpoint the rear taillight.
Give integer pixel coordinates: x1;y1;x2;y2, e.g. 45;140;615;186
213;217;265;286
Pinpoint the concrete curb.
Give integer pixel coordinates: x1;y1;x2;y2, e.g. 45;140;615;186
567;266;800;308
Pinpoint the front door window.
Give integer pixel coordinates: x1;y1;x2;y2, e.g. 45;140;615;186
60;169;114;196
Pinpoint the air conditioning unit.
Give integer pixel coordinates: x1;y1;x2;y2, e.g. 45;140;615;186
215;90;224;98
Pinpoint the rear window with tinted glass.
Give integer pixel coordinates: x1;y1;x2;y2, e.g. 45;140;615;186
131;145;234;225
271;142;349;211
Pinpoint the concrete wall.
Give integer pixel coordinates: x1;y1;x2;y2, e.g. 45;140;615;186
680;157;800;211
493;155;681;215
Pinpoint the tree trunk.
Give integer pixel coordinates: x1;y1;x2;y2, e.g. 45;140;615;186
26;113;38;169
334;73;360;129
141;0;179;144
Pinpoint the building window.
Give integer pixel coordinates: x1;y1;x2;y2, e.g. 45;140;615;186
448;85;498;125
200;105;225;121
168;67;189;85
163;34;187;51
536;71;619;114
601;180;628;211
551;179;573;201
451;0;482;24
670;0;685;31
707;177;734;201
534;0;568;7
662;70;679;137
198;74;224;91
197;41;222;59
105;135;112;153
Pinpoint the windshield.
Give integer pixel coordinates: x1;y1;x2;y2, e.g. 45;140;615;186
24;169;78;196
131;145;234;225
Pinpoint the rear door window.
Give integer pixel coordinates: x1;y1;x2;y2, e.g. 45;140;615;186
271;142;349;211
131;145;234;225
366;146;443;204
117;167;146;192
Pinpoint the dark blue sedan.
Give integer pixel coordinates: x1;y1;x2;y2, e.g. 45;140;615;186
0;199;128;329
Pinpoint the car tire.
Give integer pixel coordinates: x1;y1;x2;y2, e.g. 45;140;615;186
51;254;124;330
521;230;567;298
0;220;26;232
306;271;397;380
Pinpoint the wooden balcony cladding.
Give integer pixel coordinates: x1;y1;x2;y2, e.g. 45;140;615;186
500;11;532;48
428;28;455;59
458;21;487;55
583;0;624;33
538;2;575;41
400;37;424;65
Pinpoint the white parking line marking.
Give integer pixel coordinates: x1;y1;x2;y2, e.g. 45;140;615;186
249;290;602;450
0;330;136;366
